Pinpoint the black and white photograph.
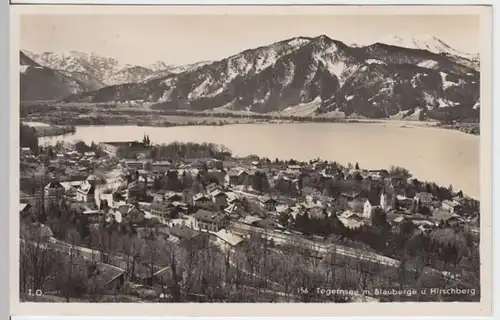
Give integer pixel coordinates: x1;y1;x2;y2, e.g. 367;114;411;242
11;4;493;317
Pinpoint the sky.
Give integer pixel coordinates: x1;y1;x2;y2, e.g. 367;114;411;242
20;14;480;67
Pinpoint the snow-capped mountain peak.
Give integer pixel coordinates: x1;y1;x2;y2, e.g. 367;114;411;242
375;34;478;61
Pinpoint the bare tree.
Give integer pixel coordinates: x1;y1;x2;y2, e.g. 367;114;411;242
19;223;56;301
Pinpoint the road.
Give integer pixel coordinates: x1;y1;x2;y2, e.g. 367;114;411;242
229;222;461;282
230;222;400;266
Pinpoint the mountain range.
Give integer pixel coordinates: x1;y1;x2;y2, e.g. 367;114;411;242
20;34;480;121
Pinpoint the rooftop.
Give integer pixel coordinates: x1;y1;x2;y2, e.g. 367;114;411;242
215;229;244;246
193;209;226;223
169;225;200;241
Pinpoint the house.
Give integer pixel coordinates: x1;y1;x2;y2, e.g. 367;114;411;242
125;160;146;170
99;141;151;158
390;177;407;188
259;196;278;211
395;195;415;210
224;170;240;186
165;192;183;202
214;229;245;252
251;161;261;168
211;189;228;209
367;169;389;180
453;196;479;210
392;216;407;224
131;263;172;287
363;192;388;219
340;210;362;220
434;210;462;225
237;170;250;183
127;181;145;200
189;159;207;170
117;204;144;222
224;203;244;217
340;191;360;202
207;159;223;170
442;200;462;214
339;216;364;230
87;262;125;292
19;203;32;216
151;202;171;218
193;193;212;207
193;209;228;232
76;180;96;203
151;161;173;173
84;151;96;158
168;225;206;246
252;218;279;230
414;192;433;207
60;181;84;196
206;183;221;194
44;181;65;197
20;147;32;157
171;201;188;214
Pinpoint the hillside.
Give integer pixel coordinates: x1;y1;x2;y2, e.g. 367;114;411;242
19;51;99;101
58;35;479;121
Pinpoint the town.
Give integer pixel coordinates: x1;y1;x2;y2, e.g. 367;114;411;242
19;129;481;303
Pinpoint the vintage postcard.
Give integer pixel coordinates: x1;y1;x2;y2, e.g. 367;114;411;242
10;4;493;317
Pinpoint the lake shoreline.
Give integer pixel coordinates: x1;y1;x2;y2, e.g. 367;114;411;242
36;122;479;199
20;102;479;135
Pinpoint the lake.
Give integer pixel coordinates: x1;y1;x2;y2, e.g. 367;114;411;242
38;122;480;199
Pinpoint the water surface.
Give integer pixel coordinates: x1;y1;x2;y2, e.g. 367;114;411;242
39;122;479;198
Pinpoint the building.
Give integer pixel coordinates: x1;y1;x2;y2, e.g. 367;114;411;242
259;196;278;211
20;147;32;157
168;225;207;246
76;180;96;203
207;159;223;170
151;202;171;218
19;203;32;217
44;181;65;197
211;189;228;209
99;141;151;158
214;229;245;252
224;170;240;186
206;183;221;194
125;160;147;170
151;161;173;173
339;216;364;230
193;193;212;207
193;209;228;232
165;192;183;202
363;192;387;219
88;262;126;292
442;200;462;214
414;192;433;207
395;195;415;210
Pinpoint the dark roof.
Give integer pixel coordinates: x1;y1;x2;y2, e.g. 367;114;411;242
46;181;63;189
367;194;381;206
253;219;277;230
194;209;226;224
165;193;183;200
206;183;219;193
169;225;200;241
88;262;125;288
226;170;239;177
151;202;170;210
